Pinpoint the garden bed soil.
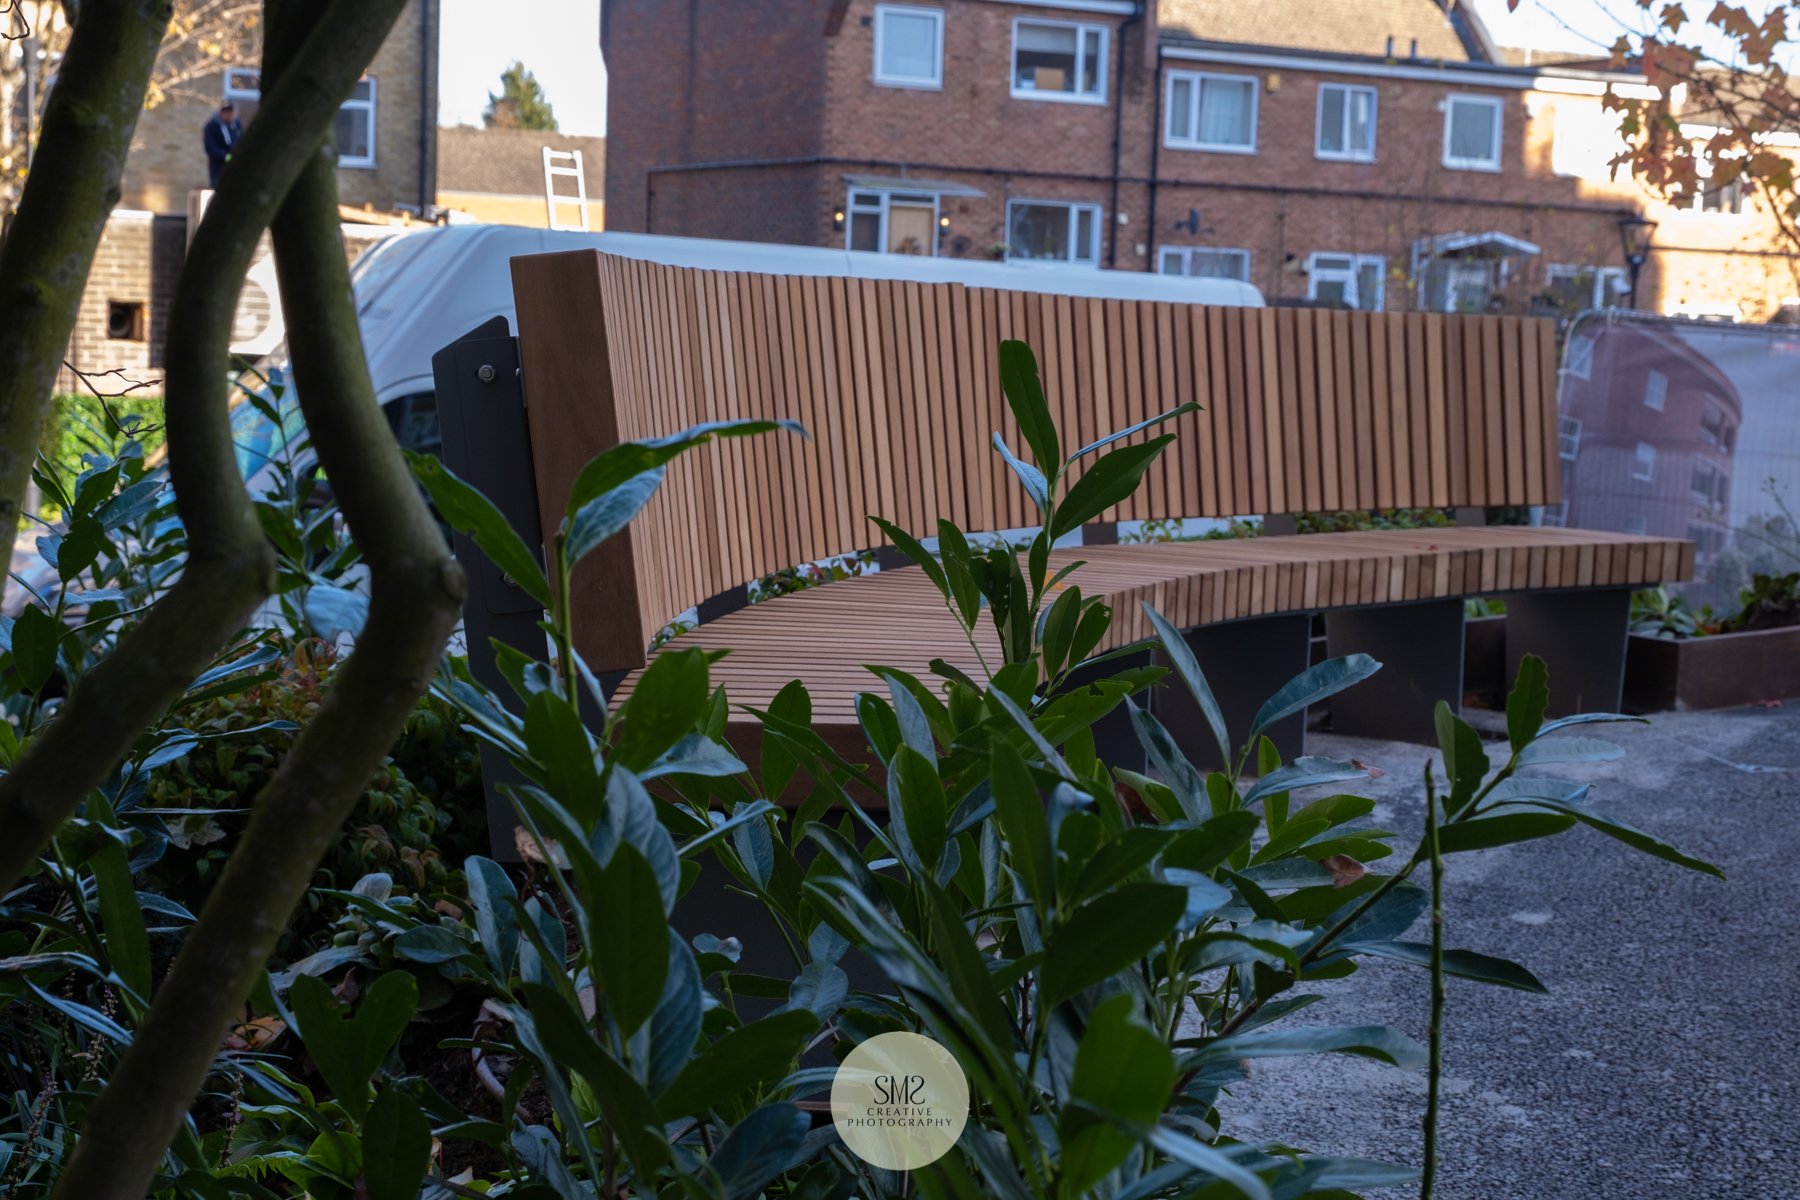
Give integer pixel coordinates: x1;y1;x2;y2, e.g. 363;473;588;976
1622;624;1800;712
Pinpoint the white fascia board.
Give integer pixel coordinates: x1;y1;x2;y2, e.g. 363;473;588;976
984;0;1135;15
1680;120;1800;149
1160;44;1657;99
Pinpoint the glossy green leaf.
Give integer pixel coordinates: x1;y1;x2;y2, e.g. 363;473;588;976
464;856;520;978
611;647;711;772
1506;653;1550;753
1517;736;1624;766
656;1009;819;1118
1050;435;1176;539
11;605;60;694
1242;757;1372;808
1341;940;1548;992
289;971;418;1123
523;691;599;822
1434;701;1489;815
1515;799;1724;878
1067;402;1201;463
991;432;1050;512
564;419;805;518
1040;882;1185;1009
586;844;670;1034
990;739;1054;912
1061;994;1176;1195
1143;602;1231;768
563;467;664;567
1434;811;1576;854
362;1089;433;1200
1196;1023;1426;1069
710;1104;811;1200
868;515;949;596
407;451;549;607
1248;655;1381;744
997;339;1060;469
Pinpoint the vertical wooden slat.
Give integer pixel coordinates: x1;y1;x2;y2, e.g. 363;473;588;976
1500;317;1525;502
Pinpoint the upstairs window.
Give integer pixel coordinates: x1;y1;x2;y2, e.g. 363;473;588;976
1166;70;1257;152
1643;369;1668;412
873;5;943;89
1012;19;1106;103
1559;415;1582;461
1160;246;1251;281
228;69;376;168
1633;441;1656;483
1443;93;1502;171
333;78;377;169
1007;199;1101;266
1316;83;1377;161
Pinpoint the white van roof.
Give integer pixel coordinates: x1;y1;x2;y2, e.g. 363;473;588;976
344;226;1265;404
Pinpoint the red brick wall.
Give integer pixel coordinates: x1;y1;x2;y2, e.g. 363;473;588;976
604;0;1797;318
602;0;832;241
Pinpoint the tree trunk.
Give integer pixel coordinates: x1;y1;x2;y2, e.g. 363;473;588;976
47;2;464;1193
0;0;415;896
0;0;171;560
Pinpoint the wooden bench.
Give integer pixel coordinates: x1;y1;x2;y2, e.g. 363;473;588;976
440;247;1691;802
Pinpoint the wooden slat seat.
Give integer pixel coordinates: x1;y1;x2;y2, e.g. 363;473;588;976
613;527;1690;758
494;246;1695;775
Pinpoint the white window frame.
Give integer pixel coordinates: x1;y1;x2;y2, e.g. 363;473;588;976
844;188;940;256
1010;17;1108;105
334;76;377;169
226;67;376;169
1159;245;1251;281
1442;93;1503;172
1005;198;1102;266
1623;514;1649;535
1643;369;1668;412
872;4;944;90
1545;263;1626;309
1558;415;1581;461
1632;441;1656;483
1307;252;1386;310
1164;69;1259;153
1315;83;1377;162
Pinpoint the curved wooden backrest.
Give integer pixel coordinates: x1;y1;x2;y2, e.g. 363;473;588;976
511;249;1562;673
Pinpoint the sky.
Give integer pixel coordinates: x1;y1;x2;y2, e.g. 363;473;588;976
438;0;607;135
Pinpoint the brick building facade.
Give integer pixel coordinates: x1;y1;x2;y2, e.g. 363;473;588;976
602;0;1798;323
62;0;439;389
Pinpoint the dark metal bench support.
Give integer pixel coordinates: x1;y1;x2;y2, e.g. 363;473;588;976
1325;599;1466;743
1502;587;1632;716
1153;614;1311;772
433;317;547;857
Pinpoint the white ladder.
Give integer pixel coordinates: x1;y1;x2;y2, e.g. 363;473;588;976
542;147;590;232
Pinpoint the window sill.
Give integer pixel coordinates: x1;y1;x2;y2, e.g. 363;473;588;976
1165;139;1257;155
1315;150;1377;164
1010;88;1108;106
873;75;943;90
1441;159;1502;173
338;159;378;171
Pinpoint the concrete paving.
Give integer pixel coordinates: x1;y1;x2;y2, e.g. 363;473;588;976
1213;704;1799;1199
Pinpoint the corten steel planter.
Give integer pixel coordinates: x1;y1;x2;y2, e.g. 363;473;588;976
1622;625;1800;713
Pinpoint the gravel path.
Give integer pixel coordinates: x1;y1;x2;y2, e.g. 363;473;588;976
1212;705;1799;1199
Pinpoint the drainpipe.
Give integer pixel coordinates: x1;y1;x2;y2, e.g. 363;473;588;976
1105;0;1142;268
418;0;440;217
1143;46;1163;271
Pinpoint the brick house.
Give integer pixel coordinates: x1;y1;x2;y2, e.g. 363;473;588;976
437;125;607;230
601;0;1798;322
62;0;441;389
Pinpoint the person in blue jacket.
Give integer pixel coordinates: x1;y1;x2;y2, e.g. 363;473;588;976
202;101;242;188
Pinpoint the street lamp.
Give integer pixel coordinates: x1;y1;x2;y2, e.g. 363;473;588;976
1616;213;1658;309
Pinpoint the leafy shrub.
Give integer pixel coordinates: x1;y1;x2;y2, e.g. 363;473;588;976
1630;586;1722;639
380;341;1720;1200
1728;571;1800;633
141;636;484;954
